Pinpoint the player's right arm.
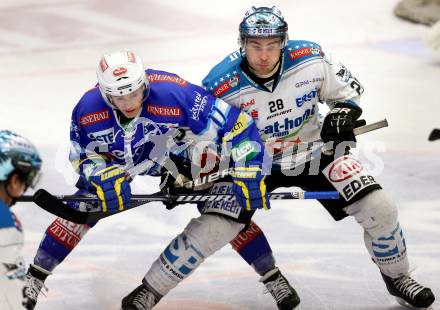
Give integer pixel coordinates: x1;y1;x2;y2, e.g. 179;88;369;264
69;99;131;212
317;48;364;147
179;84;270;210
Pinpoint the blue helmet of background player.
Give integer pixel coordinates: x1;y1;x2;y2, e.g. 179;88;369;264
238;6;289;51
96;50;149;109
0;130;42;188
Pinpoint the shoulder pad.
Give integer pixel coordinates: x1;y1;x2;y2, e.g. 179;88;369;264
75;89;111;127
283;40;324;68
147;69;189;88
202;51;242;97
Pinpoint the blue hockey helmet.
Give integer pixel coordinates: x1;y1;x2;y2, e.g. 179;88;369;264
238;6;288;49
0;130;42;188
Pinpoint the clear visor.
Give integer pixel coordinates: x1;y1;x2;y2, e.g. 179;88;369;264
243;38;283;52
21;169;42;188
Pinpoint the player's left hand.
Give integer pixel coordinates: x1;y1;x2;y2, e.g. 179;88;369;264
88;165;131;212
160;154;194;210
231;166;270;210
321;102;362;146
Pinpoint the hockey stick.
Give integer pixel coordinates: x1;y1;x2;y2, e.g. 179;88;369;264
185;119;389;188
428;128;440;141
21;189;339;224
21;119;387;224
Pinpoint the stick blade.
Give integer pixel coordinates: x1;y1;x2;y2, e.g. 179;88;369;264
33;189;89;224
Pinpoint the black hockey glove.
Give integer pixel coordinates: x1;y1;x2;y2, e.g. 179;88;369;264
321;102;363;148
159;154;194;210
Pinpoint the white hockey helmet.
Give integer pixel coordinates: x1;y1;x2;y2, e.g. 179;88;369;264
96;50;148;107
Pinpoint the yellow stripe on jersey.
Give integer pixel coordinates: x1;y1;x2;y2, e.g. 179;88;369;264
222;113;251;142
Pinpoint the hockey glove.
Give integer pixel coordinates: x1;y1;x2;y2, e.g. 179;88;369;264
231;167;270;210
160;154;194;210
321;102;363;147
88;165;131;212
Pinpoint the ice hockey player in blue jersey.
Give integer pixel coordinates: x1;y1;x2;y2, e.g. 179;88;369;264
0;130;42;310
21;50;271;309
198;5;435;310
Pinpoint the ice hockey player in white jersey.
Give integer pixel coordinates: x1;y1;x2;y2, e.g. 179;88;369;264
0;130;42;310
197;6;435;309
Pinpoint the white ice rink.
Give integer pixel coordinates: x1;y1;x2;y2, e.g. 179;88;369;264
1;0;440;309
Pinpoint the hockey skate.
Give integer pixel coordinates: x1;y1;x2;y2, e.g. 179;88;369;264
381;272;435;309
121;281;160;310
261;268;301;310
22;265;50;310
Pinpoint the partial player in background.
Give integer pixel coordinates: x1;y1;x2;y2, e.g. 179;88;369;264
394;0;440;26
21;50;272;310
0;130;42;309
394;1;440;141
198;6;435;309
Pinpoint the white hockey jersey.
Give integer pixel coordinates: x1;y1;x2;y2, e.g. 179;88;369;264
0;201;26;309
202;40;364;169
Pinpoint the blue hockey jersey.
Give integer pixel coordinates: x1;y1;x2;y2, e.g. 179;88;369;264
69;69;266;180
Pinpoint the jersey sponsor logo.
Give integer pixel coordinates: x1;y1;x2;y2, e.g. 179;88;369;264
214;75;239;97
327;156;363;182
323;155;381;201
250;109;259;120
223;113;250;142
289;47;322;61
231;139;257;162
341;175;379;200
112;67;127;76
80;109;110;126
263;105;316;137
147;104;182;117
240;98;255;109
147;73;188;86
47;218;89;250
295;77;324;88
296;88;318;107
202;199;241;218
189;91;208;121
87;128;114;144
266;108;292;120
372;224;406;259
162;234;203;277
202;182;241;218
230;222;263;252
